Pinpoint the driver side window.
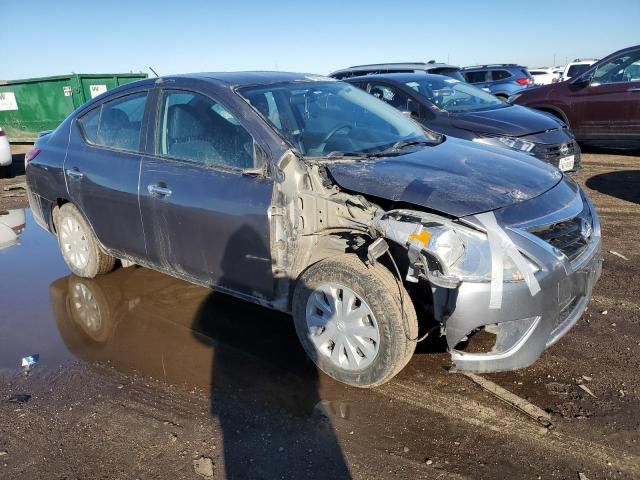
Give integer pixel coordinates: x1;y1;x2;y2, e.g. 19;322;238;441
367;83;411;111
593;51;640;84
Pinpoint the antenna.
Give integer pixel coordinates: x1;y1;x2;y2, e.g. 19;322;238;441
149;66;160;78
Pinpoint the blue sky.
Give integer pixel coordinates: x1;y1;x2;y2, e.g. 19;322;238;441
2;0;639;80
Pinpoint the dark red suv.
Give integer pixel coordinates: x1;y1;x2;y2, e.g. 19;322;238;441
511;45;640;148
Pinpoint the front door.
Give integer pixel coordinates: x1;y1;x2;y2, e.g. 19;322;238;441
139;88;275;298
64;90;150;259
571;49;640;140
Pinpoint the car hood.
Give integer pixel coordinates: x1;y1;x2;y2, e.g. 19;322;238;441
325;137;563;218
449;104;562;137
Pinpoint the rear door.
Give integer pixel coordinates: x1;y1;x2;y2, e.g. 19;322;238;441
138;87;275;298
65;89;150;259
463;70;491;90
572;50;640;140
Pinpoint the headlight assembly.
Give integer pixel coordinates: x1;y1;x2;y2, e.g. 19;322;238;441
473;135;536;153
373;210;539;289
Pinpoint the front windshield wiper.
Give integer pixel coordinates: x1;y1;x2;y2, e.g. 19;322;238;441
324;151;370;159
390;139;435;151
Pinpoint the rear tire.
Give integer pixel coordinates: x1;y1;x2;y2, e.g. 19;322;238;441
56;203;115;278
292;254;418;388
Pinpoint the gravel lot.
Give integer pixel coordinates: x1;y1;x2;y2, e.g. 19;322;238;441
0;146;638;479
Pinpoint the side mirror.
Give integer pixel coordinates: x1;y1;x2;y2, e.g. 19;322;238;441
571;72;593;88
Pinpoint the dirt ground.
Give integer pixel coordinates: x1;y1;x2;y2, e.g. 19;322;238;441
0;146;639;479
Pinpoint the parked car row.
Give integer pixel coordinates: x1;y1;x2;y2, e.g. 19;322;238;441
26;67;604;388
512;45;640;148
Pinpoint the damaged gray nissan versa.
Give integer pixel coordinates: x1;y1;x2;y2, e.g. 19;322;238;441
25;72;603;387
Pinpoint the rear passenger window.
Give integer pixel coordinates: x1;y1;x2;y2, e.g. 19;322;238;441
78;107;100;144
491;70;512;80
158;90;254;170
78;92;147;151
464;71;488;83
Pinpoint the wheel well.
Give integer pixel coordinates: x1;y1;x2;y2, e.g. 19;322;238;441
50;197;69;233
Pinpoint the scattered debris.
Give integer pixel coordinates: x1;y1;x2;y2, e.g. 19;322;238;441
601;310;608;315
425;458;433;465
2;182;26;191
21;354;39;375
7;394;31;403
608;250;629;261
618;390;625;398
464;373;552;427
0;451;7;456
581;375;593;382
578;384;597;398
578;472;590;480
192;456;214;478
403;446;410;453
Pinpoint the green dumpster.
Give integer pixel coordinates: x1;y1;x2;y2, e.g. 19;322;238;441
0;73;148;142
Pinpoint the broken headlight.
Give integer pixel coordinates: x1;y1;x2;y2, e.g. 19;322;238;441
473;135;535;153
375;211;539;288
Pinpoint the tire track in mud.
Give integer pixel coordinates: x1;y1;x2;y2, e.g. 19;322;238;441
377;377;640;477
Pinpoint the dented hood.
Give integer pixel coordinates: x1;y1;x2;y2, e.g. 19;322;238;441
325;137;562;218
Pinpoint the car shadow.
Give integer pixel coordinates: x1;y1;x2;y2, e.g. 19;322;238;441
586;170;640;204
195;225;352;479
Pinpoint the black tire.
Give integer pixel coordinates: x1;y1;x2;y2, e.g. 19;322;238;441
0;165;9;178
292;254;418;388
56;203;116;278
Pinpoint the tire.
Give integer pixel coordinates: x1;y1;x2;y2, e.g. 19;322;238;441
56;203;115;278
292;254;418;388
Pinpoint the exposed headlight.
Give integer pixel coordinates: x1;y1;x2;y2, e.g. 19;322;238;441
473;135;536;153
375;211;539;288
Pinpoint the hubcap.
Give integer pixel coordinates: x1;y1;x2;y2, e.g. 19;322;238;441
305;283;380;371
70;282;101;332
59;216;90;270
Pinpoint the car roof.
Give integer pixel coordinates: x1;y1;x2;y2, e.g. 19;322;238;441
166;71;332;86
329;62;460;75
462;64;525;71
342;72;458;83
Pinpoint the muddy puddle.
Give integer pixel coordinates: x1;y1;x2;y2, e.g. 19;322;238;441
0;209;356;417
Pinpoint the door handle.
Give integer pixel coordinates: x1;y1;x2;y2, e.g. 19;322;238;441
627;88;640;92
147;183;172;198
66;167;84;179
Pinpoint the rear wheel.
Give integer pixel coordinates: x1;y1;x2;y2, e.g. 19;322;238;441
292;254;418;388
56;203;115;278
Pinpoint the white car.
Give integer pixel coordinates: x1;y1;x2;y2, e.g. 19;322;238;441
528;68;559;85
561;59;598;81
0;209;26;251
0;127;11;175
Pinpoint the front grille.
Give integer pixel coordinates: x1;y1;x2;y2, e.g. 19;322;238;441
531;140;581;170
528;200;592;261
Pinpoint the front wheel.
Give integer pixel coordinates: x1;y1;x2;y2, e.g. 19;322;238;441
292;254;418;388
56;203;116;278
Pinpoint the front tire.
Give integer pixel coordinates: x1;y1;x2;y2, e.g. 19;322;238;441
292;254;418;388
56;203;115;278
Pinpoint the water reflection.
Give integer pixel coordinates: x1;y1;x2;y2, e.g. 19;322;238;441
50;266;352;478
0;208;25;251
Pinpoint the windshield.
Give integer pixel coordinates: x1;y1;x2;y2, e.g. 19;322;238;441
238;81;437;157
404;77;506;113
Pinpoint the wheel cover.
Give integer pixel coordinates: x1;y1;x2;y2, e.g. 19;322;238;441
70;282;102;332
59;216;90;270
305;282;380;371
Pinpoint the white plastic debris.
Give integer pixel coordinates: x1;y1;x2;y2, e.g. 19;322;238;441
608;250;628;261
21;354;39;369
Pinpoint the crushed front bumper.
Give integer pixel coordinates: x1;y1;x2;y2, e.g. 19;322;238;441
445;204;602;373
